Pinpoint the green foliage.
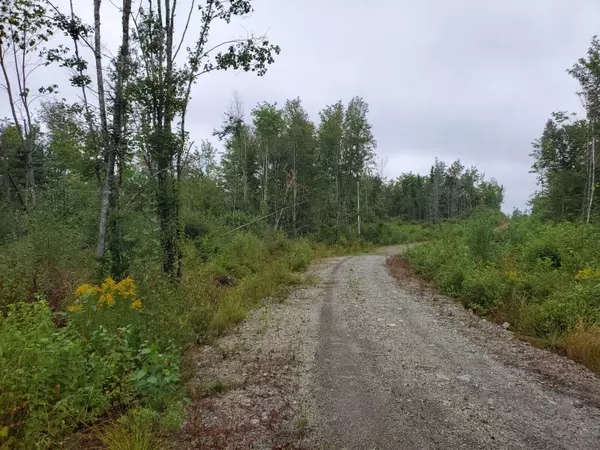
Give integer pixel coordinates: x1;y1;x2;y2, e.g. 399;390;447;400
0;297;182;448
0;213;95;311
0;301;97;448
530;37;600;224
405;213;600;373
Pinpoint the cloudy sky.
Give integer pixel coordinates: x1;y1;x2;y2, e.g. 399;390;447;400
6;0;600;211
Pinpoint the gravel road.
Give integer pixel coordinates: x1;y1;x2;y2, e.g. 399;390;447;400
184;247;600;449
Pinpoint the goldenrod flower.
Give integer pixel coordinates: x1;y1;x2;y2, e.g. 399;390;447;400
575;267;600;281
101;277;116;292
505;270;518;282
176;315;187;326
74;284;96;297
115;277;136;298
98;293;115;307
67;304;83;313
130;299;142;311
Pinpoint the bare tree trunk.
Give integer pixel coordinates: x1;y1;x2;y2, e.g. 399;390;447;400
243;139;248;210
357;179;361;236
0;46;30;210
586;125;596;223
96;0;132;266
293;144;297;237
95;0;113;262
264;141;269;205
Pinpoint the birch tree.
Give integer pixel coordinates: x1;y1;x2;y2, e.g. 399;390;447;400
568;36;600;223
0;0;57;210
131;0;279;276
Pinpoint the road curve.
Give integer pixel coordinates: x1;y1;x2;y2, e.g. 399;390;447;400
308;248;600;449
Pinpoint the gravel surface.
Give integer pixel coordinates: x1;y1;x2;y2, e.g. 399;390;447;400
182;247;600;449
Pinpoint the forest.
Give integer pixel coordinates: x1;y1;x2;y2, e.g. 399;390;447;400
0;0;506;447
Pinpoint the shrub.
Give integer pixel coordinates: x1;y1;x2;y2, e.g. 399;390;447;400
0;301;103;447
0;294;182;448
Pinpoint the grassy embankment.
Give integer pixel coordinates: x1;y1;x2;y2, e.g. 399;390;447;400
401;210;600;375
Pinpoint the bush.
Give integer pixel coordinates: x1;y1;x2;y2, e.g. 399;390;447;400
0;301;104;447
0;295;182;448
0;219;320;447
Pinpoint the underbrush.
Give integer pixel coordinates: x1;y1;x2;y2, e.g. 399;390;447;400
404;210;600;374
0;224;314;448
361;219;460;245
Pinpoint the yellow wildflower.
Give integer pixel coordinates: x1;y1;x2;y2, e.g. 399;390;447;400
67;304;83;313
505;270;518;282
130;299;143;311
74;284;97;297
101;277;116;293
176;314;187;326
115;277;136;298
575;267;600;281
98;293;115;308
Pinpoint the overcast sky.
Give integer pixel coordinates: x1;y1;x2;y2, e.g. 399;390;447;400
5;0;600;212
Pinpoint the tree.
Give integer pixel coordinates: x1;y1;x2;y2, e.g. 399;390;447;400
131;0;280;276
316;101;344;227
0;0;57;209
530;113;587;221
568;36;600;223
280;98;316;235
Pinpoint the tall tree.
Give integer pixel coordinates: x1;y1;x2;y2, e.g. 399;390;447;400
0;0;57;209
568;36;600;223
131;0;279;276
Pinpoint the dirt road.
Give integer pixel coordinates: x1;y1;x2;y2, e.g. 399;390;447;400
184;247;600;449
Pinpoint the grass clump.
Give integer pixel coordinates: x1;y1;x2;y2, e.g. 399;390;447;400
100;405;184;450
202;379;230;396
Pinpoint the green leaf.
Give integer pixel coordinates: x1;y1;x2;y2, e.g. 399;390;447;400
131;368;147;381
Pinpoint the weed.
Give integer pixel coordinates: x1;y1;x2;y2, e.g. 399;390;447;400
564;322;600;373
202;380;230;396
101;410;167;450
295;415;309;437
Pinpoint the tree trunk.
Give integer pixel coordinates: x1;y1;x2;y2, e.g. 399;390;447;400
293;144;297;237
95;0;113;262
586;127;596;223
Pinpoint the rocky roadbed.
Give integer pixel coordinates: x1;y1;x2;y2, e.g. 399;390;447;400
181;247;600;449
181;264;328;449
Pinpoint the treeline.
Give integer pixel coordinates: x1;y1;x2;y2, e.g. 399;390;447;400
530;37;600;223
387;160;503;222
213;96;505;236
1;91;505;276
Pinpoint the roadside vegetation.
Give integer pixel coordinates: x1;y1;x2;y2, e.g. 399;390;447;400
406;210;600;374
3;0;599;444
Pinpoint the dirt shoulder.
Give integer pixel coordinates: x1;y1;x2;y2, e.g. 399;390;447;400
179;259;338;449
